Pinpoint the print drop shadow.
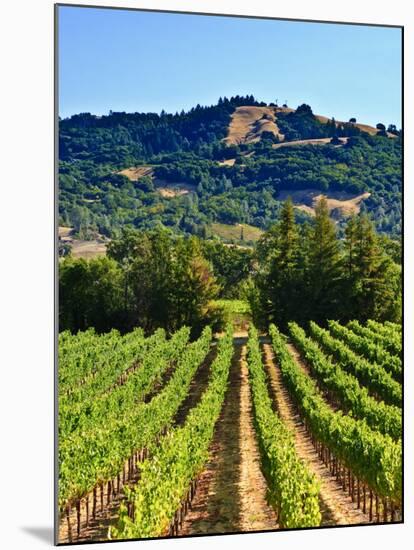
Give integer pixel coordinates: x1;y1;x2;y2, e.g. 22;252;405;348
21;526;54;544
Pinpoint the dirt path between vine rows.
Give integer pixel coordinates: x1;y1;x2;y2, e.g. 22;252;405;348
173;345;218;427
179;340;278;536
286;342;343;412
262;343;370;526
58;346;217;544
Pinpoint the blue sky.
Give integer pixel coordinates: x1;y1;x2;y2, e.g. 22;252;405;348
58;6;402;127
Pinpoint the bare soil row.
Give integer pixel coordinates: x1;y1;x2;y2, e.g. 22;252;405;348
179;342;278;536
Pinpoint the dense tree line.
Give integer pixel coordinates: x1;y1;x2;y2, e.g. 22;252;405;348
60;228;225;335
200;241;253;298
59;204;400;336
59;94;261;163
250;198;401;330
275;103;363;141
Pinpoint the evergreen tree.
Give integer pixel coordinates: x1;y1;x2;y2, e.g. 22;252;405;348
344;215;358;277
257;199;303;328
306;197;342;322
344;214;399;321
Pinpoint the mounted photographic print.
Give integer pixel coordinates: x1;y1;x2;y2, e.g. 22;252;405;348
56;3;403;545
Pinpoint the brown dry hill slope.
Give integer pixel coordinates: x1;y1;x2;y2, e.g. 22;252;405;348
155;181;195;198
315;115;397;138
217;158;237;167
59;226;73;239
223;106;396;146
223;106;285;145
118;165;195;199
70;240;107;259
118;165;153;180
59;226;108;259
278;189;371;219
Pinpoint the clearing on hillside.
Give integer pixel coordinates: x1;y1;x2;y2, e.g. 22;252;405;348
223;106;283;145
211;223;263;243
154;180;195;198
59;226;73;239
278;189;371;219
118;165;195;199
118;165;154;180
70;239;107;259
217;158;237;166
272;137;348;149
59;226;108;259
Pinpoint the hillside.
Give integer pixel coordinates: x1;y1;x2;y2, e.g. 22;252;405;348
222;105;396;146
223;105;284;145
210;222;263;243
58;226;107;258
59;95;402;243
278;189;371;218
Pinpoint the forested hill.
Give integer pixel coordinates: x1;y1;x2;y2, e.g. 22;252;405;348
59;95;402;240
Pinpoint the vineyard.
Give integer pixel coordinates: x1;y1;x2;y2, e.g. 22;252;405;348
58;318;402;543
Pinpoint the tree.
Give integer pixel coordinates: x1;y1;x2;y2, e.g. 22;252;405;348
344;215;358;278
59;258;90;331
201;240;252;298
255;199;304;328
108;228;219;335
324;117;337;137
295;104;313;116
88;257;125;330
376;122;387;136
59;256;123;333
349;117;357;124
136;176;154;192
343;214;399;321
306;197;343;322
71;205;91;237
170;238;219;333
107;227;145;263
59;241;72;258
377;234;402;264
261;130;278;143
387;124;399;136
127;229;175;331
